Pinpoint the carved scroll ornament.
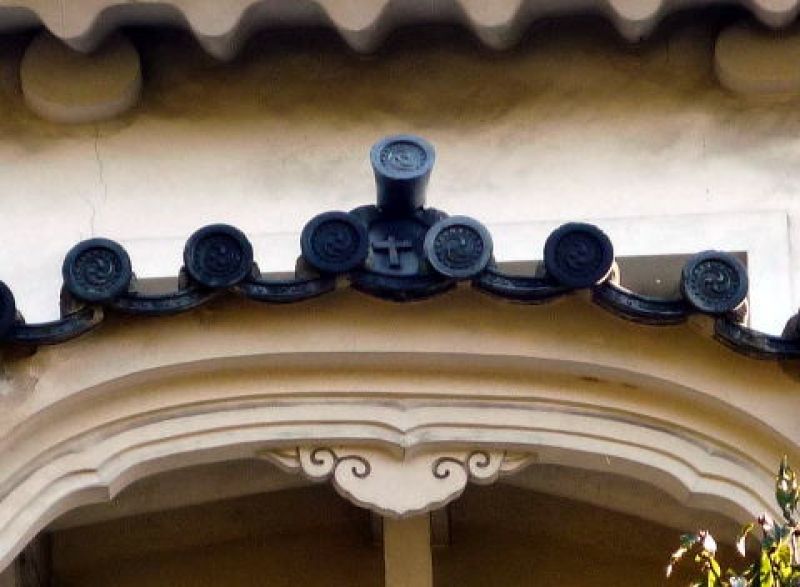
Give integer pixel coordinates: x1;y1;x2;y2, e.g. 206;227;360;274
261;446;534;518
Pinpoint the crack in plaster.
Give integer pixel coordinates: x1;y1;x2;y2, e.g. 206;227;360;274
93;127;107;204
786;213;797;308
77;126;108;238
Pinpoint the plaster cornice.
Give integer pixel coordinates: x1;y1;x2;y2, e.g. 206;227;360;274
0;0;798;59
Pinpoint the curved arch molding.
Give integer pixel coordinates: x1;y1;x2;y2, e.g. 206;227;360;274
0;290;796;570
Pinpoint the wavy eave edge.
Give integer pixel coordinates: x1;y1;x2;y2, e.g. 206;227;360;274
0;0;797;59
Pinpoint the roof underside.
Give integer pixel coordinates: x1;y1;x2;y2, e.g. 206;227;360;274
1;0;796;59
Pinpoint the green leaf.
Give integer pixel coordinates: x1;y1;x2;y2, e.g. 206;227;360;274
775;542;792;566
777;456;799;523
759;551;775;587
681;533;701;548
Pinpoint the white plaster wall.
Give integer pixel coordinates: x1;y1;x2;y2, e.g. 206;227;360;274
0;20;797;332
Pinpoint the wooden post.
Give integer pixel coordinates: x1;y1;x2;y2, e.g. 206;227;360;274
383;515;433;587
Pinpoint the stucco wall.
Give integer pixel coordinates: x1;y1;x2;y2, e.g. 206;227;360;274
0;17;796;333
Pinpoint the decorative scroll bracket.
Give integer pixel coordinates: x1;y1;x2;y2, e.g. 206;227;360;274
260;446;534;518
